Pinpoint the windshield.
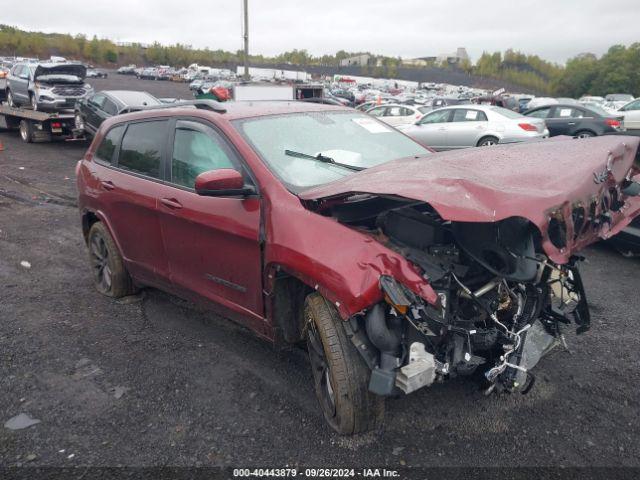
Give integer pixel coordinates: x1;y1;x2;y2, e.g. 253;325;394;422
233;111;430;191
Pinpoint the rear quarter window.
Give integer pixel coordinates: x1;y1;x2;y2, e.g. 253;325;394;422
94;125;124;165
117;121;167;178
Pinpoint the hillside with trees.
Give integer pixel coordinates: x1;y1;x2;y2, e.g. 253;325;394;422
1;25;638;96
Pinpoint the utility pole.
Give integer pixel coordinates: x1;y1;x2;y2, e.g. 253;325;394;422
243;0;249;80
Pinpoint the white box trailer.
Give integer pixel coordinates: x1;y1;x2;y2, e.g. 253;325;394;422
233;84;294;101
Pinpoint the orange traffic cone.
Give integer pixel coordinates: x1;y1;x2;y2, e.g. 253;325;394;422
0;140;4;151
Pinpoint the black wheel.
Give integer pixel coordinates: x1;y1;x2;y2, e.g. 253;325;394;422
87;222;137;298
575;130;595;138
19;120;33;143
305;293;384;434
29;93;39;111
6;89;17;108
478;136;499;147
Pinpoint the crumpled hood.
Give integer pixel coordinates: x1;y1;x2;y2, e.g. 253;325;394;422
300;136;640;263
34;63;86;80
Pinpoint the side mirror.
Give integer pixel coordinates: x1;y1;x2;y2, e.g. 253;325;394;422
195;169;255;197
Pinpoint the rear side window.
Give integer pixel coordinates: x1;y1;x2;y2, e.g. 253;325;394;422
527;107;551;119
117;121;167;178
95;125;124;164
171;122;236;188
452;109;488;122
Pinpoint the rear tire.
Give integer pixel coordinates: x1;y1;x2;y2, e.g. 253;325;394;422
305;293;385;434
477;136;499;147
575;130;596;138
87;222;137;298
19;120;33;143
6;89;17;108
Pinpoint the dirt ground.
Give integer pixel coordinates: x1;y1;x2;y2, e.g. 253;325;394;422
0;73;639;472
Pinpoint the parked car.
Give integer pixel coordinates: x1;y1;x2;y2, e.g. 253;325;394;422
75;90;162;136
617;98;640;130
524;104;624;137
355;100;392;112
86;68;108;79
76;100;640;434
578;95;605;106
365;103;429;126
398;105;548;150
117;64;137;75
430;97;469;109
605;93;634;103
138;67;159;80
6;62;93;111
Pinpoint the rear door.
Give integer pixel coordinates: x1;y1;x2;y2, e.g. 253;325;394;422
11;65;29;102
156;119;264;329
445;108;489;148
84;93;107;134
545;106;585;136
103;119;171;285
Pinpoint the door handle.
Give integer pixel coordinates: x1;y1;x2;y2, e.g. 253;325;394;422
568;122;576;125
160;197;183;209
438;127;447;131
100;180;115;191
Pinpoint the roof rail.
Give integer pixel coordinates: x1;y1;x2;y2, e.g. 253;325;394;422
118;99;227;115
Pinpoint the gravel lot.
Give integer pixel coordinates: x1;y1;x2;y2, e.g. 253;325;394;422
0;73;639;472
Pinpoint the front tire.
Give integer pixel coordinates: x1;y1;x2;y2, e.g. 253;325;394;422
305;293;384;434
87;222;136;298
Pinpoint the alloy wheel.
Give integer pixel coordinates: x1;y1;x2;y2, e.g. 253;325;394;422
307;321;336;417
89;235;112;292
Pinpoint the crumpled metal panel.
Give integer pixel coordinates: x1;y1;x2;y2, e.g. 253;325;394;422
300;136;640;263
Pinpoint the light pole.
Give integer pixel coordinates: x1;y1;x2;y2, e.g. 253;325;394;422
243;0;249;80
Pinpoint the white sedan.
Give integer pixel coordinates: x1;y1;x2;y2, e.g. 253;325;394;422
365;104;430;127
397;105;548;151
618;98;640;130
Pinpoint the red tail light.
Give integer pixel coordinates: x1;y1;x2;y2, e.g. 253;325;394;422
51;122;62;128
605;119;621;128
518;123;538;132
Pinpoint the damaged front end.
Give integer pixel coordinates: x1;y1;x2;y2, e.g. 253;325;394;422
298;136;640;397
339;204;590;396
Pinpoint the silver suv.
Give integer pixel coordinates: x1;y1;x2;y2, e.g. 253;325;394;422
6;63;93;112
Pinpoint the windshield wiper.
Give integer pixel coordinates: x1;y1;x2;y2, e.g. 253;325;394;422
284;149;365;171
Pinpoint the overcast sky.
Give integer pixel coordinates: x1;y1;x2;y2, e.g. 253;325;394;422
4;0;638;64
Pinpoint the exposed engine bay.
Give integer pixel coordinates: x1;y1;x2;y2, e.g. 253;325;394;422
324;196;591;396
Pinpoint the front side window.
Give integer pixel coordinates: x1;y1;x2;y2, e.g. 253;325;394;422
367;107;387;117
234;111;430;191
117;121;167;178
95;125;124;164
171;122;236;188
419;109;451;124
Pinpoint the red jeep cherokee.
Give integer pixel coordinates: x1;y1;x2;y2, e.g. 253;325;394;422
76;100;640;434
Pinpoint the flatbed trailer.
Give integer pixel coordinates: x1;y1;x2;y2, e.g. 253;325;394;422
0;103;83;143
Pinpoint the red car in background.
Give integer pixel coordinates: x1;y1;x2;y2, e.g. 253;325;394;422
76;100;640;434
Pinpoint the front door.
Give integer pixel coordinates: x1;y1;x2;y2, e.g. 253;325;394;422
412;109;452;150
156;119;264;330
